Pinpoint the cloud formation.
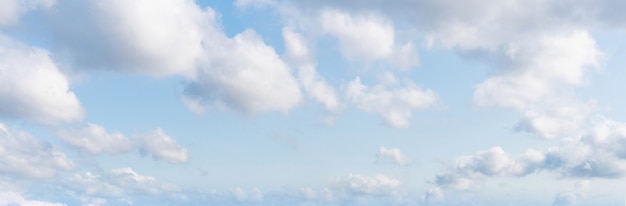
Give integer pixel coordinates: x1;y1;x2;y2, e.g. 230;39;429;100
283;28;341;112
138;128;189;164
184;29;303;115
0;35;84;125
56;123;134;155
0;123;74;179
318;9;419;70
337;173;402;196
64;168;182;201
345;76;437;128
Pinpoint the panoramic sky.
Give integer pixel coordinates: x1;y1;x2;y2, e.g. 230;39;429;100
2;0;626;205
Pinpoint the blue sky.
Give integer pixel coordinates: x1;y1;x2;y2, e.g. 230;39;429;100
1;0;626;205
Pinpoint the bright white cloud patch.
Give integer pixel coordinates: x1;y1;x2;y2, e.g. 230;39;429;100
0;192;65;206
50;0;210;77
283;28;340;112
319;9;394;60
56;123;134;155
0;0;55;26
376;146;411;166
473;31;603;139
138;128;189;164
185;29;303;115
318;9;419;70
48;0;304;115
346;76;437;128
0;35;84;125
0;123;74;178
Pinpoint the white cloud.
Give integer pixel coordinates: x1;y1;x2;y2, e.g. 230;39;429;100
56;123;134;155
47;0;303;115
345;76;437;128
283;28;341;112
0;123;75;178
433;147;544;191
473;31;603;139
65;168;181;200
0;192;65;206
337;173;401;196
183;29;302;115
56;124;189;164
283;28;313;65
318;9;419;70
431;119;626;196
49;0;211;77
138;128;189;164
473;31;601;108
319;9;394;61
376;146;411;166
0;0;55;26
0;35;84;125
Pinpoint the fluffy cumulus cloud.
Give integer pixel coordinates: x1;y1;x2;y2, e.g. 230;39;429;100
473;31;603;138
48;0;209;77
184;29;302;115
0;123;74;178
56;123;134;155
345;76;437;128
318;9;419;70
0;0;55;26
376;146;411;166
45;0;302;115
138;128;189;164
0;192;65;206
240;0;609;138
0;35;84;125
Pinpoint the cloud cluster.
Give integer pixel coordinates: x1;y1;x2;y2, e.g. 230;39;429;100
0;123;74;179
337;173;402;197
318;9;419;70
345;76;437;128
56;123;134;155
40;0;304;115
430;117;626;199
283;28;341;112
57;124;189;164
